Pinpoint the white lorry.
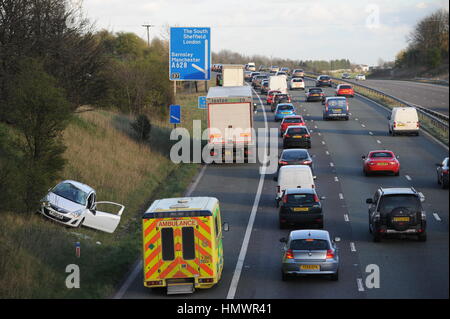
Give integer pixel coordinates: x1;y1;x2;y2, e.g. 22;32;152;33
206;86;254;162
221;64;244;87
269;75;288;94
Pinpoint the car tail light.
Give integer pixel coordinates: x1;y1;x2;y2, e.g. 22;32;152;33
199;278;214;283
303;134;310;138
148;280;163;285
325;106;328;111
279;161;288;165
314;194;320;202
326;250;335;259
277;186;280;193
282;195;288;203
303;160;312;164
393;121;397;128
285;249;294;259
416;122;420;128
346;103;349;112
285;134;291;138
443;169;448;175
389;161;396;165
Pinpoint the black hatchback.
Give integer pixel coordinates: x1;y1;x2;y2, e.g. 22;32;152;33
279;188;324;229
278;149;314;172
283;126;311;149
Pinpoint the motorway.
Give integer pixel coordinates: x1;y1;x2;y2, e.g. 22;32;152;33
119;79;449;299
346;79;449;115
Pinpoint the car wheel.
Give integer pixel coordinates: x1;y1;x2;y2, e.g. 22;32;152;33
373;233;381;242
418;232;427;242
330;270;339;281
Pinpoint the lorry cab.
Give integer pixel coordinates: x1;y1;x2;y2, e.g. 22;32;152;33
142;197;228;294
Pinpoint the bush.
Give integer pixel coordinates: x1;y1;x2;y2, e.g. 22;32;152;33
131;114;152;142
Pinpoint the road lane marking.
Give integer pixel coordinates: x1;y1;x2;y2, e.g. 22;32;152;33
326;150;330;155
227;88;268;300
433;213;441;222
334;176;339;182
339;193;344;200
405;175;412;181
369;132;373;135
361;124;366;128
376;140;381;144
350;242;356;252
314;125;318;129
344;214;350;222
318;132;321;136
355;118;359;121
330;162;334;167
322;141;326;145
357;278;365;292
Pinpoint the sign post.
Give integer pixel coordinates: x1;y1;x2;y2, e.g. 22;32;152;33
169;27;211;81
170;104;181;129
198;96;207;109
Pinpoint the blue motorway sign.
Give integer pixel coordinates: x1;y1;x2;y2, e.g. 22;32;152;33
169;105;181;124
169;27;211;81
198;96;207;109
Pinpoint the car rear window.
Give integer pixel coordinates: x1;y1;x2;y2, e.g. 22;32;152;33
290;239;329;250
370;152;393;158
310;89;322;93
283;117;303;123
340;85;352;89
287;127;307;134
328;100;347;107
320;76;330;80
269;91;281;96
286;193;315;205
278;104;294;111
282;150;308;160
293;78;303;82
378;195;421;214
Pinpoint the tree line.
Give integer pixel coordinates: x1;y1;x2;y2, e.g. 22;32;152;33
0;0;173;213
395;8;449;70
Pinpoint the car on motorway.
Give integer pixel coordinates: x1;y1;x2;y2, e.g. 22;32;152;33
275;165;316;204
246;63;256;72
281;67;290;75
436;157;449;188
316;75;332;87
266;90;281;105
280;230;340;281
278;149;314;172
362;150;400;176
388;107;420;136
275;103;296;122
270;66;280;73
38;180;125;233
323;97;349;120
271;93;292;112
282;125;311;149
278;188;324;229
292;69;305;78
244;71;253;82
355;74;366;81
335;84;354;97
341;73;351;79
305;87;325;102
280;115;306;136
289;77;305;90
366;187;427;242
260;79;270;94
252;74;268;89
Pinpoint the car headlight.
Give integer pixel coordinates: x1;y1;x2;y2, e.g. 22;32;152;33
69;210;82;218
41;200;50;207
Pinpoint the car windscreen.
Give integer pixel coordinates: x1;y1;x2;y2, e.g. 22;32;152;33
370;152;393;158
339;85;352;89
283;117;303;123
275;95;288;100
287;127;307;134
52;183;88;206
278;104;294;111
290;239;329;250
282;150;309;161
378;195;421;214
286;193;316;205
327;100;347;108
320;76;330;80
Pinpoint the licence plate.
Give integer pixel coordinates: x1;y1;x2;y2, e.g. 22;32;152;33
293;207;309;212
300;265;320;270
311;94;319;96
293;136;302;139
333;109;342;113
377;163;388;166
49;210;64;219
225;151;232;155
397;123;405;127
282;112;290;114
393;217;410;222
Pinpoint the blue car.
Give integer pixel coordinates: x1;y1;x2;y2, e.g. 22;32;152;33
275;103;296;122
323;97;349;121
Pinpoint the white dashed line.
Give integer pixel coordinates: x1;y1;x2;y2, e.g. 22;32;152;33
314;125;318;129
322;141;326;145
350;242;356;252
355;118;359;121
318;132;321;136
330;162;334;167
357;278;365;292
433;213;442;222
325;150;330;155
405;175;412;181
369;132;373;135
376;140;381;144
344;214;350;222
334;176;339;182
361;124;366;128
339;193;344;200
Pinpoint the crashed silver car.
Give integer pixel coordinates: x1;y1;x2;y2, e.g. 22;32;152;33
39;180;125;233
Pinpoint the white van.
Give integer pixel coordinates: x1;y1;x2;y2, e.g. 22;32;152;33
275;165;315;205
388;107;419;136
269;75;288;94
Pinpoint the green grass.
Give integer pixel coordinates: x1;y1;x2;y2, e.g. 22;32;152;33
0;87;209;298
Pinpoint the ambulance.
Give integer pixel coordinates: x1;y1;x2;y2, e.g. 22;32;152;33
142;197;228;294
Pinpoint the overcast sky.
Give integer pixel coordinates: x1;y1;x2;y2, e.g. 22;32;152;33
82;0;449;65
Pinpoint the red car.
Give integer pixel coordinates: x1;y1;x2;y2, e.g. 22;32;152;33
266;90;281;105
362;150;400;176
280;115;306;136
336;84;354;97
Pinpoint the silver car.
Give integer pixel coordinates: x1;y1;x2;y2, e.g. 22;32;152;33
280;229;340;281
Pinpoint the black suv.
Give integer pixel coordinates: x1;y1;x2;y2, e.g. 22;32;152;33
366;187;427;242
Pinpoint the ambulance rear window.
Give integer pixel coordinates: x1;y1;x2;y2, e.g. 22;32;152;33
161;228;175;261
182;227;196;260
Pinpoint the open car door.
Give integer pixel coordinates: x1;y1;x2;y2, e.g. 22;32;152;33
82;201;125;233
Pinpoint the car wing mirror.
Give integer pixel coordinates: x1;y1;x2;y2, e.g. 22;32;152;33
362;155;366;159
366;198;373;204
419;193;425;202
279;237;287;243
436;163;443;167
